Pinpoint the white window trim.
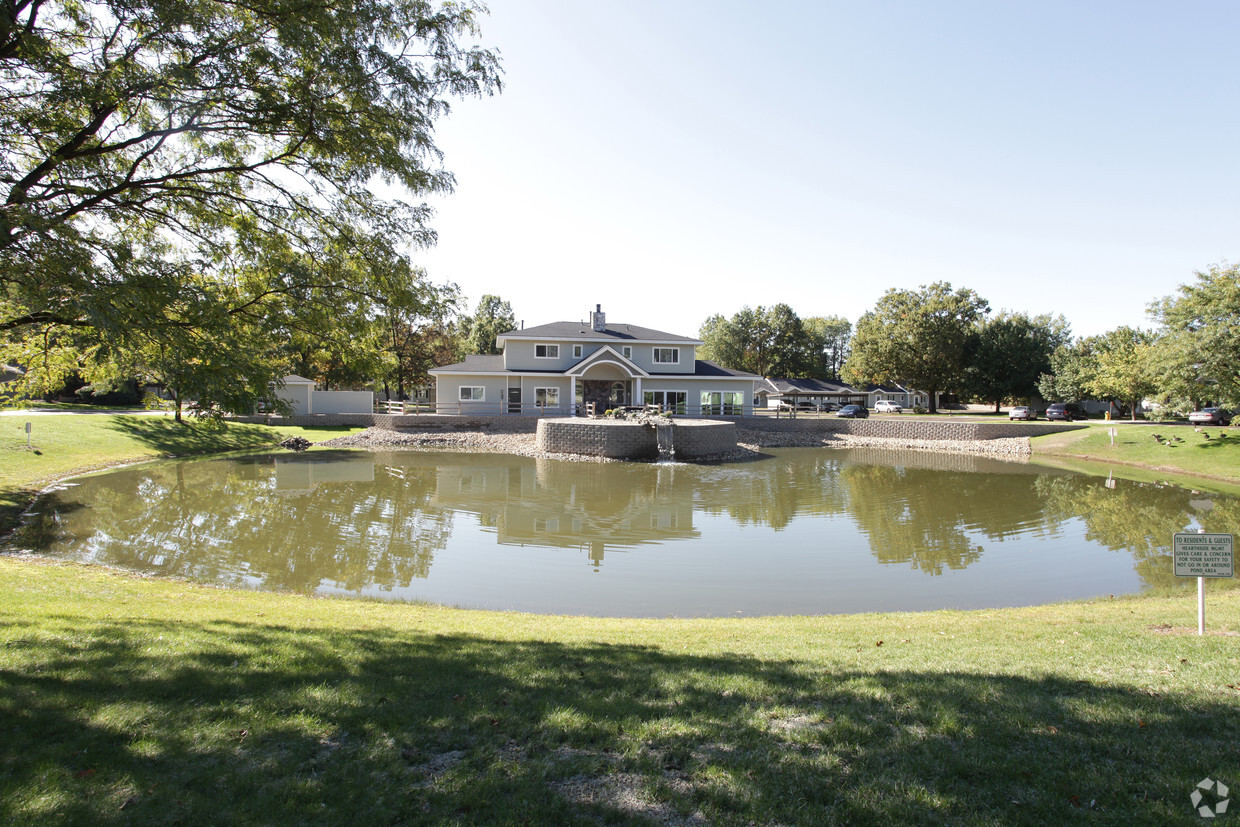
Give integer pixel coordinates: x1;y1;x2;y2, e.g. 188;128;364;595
459;386;484;401
622;346;632;358
534;387;560;407
573;344;583;358
653;347;679;364
535;344;559;359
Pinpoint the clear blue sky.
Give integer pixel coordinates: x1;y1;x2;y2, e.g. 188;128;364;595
414;0;1240;339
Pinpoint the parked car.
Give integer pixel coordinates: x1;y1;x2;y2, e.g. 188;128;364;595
819;401;843;412
837;404;869;419
1009;406;1036;421
1188;407;1234;426
1045;403;1085;421
874;400;902;413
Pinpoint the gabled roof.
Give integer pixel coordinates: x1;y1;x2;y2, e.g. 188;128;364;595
687;360;761;379
497;321;701;345
761;377;856;395
566;345;648;378
429;354;506;374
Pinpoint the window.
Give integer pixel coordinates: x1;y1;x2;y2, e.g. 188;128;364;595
459;386;484;401
653;347;679;364
535;387;559;407
701;391;743;415
622;346;632;358
643;390;687;414
573;344;583;358
535;344;559;359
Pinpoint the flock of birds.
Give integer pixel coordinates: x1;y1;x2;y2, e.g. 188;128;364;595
1152;428;1230;447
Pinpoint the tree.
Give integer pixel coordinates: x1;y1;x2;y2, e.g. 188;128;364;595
464;295;516;355
382;285;463;401
843;282;989;414
802;315;851;380
1089;326;1156;420
0;0;500;400
698;313;747;371
698;304;809;377
1150;263;1240;409
966;312;1070;412
1037;340;1097;404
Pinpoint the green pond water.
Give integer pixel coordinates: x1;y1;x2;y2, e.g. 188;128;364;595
21;446;1239;616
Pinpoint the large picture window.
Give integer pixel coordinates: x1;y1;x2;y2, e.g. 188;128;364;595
535;387;559;407
535;344;559;359
459;386;484;401
653;347;679;364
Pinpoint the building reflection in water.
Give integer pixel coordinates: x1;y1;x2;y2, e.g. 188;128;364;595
23;445;1240;611
430;457;698;569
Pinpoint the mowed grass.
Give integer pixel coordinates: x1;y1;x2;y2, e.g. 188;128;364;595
1031;421;1240;487
1;559;1237;825
0;415;363;532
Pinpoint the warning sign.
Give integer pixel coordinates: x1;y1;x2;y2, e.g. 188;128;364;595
1173;533;1234;578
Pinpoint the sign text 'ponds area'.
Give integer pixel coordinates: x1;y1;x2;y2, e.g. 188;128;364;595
23;447;1240;616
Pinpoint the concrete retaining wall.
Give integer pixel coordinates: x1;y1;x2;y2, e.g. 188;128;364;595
535;418;737;460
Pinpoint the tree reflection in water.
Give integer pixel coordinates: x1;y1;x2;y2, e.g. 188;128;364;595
21;447;1240;611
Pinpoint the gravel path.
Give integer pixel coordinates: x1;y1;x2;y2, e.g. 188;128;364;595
319;426;1032;462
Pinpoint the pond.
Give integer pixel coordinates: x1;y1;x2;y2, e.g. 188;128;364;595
19;447;1239;616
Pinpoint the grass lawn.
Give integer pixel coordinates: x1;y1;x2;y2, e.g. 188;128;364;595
0;415;364;533
2;414;1239;823
1;559;1237;824
1030;421;1240;489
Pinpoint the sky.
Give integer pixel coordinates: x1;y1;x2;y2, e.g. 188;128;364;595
411;0;1240;340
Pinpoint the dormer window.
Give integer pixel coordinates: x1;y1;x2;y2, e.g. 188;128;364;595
653;347;679;364
535;344;559;359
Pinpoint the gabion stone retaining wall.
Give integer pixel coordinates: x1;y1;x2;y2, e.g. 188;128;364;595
374;414;539;433
741;417;1086;441
535;418;737;460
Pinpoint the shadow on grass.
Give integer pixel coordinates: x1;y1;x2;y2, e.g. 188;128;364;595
103;417;281;455
2;616;1234;824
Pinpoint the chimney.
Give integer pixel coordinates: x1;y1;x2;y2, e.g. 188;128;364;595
591;304;606;332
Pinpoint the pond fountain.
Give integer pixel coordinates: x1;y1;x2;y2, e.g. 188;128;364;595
18;446;1238;616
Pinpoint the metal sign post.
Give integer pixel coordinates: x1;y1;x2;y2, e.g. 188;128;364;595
25;421;31;450
1173;532;1234;635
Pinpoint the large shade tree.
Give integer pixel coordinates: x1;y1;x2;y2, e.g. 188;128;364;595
1150;263;1240;409
698;304;809;377
0;0;501;408
843;282;989;413
1089;326;1156;420
966;312;1070;412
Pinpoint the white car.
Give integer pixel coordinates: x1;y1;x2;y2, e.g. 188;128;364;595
874;400;902;413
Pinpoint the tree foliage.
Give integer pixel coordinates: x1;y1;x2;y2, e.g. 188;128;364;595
843;282;989;413
1150;262;1240;409
0;0;500;407
1089;326;1156;420
802;315;851;380
464;294;515;355
1037;340;1097;404
966;312;1070;411
698;304;809;377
